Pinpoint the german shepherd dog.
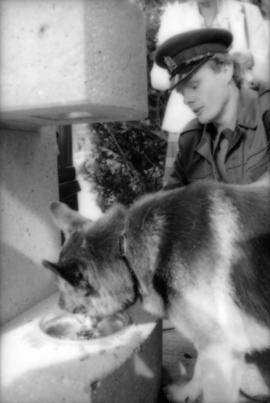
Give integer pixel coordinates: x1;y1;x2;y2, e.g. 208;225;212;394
43;179;270;403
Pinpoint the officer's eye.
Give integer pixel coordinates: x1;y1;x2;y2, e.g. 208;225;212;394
176;83;184;94
190;81;198;90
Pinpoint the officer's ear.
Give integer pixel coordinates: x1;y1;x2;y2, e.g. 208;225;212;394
223;63;234;84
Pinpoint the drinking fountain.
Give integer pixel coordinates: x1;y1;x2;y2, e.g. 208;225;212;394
1;294;161;403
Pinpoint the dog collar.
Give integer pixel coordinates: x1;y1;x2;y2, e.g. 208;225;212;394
118;234;142;301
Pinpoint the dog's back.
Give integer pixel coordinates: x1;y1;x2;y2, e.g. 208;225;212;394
126;180;270;345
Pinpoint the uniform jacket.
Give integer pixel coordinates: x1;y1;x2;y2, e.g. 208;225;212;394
165;88;270;188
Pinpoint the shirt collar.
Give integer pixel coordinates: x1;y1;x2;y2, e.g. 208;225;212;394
195;124;215;163
195;86;258;160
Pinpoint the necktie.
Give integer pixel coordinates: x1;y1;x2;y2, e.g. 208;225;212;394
215;129;233;182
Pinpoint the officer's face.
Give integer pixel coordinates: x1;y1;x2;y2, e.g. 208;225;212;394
179;62;232;124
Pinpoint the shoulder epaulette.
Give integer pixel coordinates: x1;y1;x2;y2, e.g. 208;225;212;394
180;118;202;136
258;88;270;140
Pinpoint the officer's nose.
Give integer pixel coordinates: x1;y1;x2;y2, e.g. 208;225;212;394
59;293;65;309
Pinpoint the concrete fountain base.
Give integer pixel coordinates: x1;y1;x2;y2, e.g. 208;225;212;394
1;294;162;403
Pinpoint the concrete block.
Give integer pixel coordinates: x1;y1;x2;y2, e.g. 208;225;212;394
0;0;148;129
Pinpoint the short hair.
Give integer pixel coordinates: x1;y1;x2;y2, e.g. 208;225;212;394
175;51;251;92
207;52;253;88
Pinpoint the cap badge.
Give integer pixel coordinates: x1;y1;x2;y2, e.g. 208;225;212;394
164;56;178;74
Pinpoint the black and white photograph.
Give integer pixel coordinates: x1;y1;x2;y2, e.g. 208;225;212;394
0;1;270;402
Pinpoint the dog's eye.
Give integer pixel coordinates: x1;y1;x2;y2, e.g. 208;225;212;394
85;284;99;297
59;261;85;287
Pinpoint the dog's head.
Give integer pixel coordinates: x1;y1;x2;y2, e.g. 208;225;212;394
43;202;138;319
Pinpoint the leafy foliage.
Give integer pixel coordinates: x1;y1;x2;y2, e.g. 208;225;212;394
81;0;170;210
84;121;167;209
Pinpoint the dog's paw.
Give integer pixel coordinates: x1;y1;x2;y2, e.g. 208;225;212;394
164;381;201;402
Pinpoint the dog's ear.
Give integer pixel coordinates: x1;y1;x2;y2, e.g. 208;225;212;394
42;259;75;287
49;201;91;237
42;259;63;276
42;259;99;296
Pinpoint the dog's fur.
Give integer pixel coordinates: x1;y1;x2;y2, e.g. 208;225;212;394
43;178;270;403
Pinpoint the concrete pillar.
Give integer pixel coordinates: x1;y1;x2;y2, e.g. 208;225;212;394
0;127;60;324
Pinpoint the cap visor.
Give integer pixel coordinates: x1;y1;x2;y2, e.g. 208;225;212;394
169;55;213;91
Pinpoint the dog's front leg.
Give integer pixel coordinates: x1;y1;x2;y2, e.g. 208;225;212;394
164;378;202;402
164;357;203;402
164;345;244;403
199;344;245;403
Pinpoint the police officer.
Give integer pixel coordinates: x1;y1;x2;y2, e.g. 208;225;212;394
155;28;270;188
